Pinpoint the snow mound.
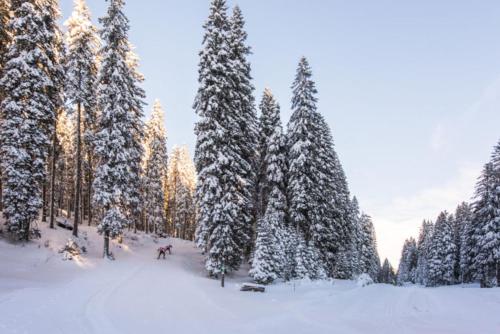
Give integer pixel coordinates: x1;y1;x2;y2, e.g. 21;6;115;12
356;273;374;287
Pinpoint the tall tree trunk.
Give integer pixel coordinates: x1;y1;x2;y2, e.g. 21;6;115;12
49;125;57;229
73;103;82;237
41;179;47;222
0;170;3;212
24;219;30;242
103;230;110;258
87;152;93;226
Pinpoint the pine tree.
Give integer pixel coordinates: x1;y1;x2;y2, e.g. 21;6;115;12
454;202;474;283
0;0;11;213
65;0;99;236
194;0;251;275
348;196;363;277
286;58;331;275
168;146;197;237
397;237;418;284
359;213;380;281
228;6;258;257
314;111;353;277
472;143;500;287
0;0;57;240
416;219;434;285
94;0;143;257
250;89;287;284
427;211;456;286
379;258;396;284
143;100;168;235
125;44;146;229
41;0;66;231
257;88;281;218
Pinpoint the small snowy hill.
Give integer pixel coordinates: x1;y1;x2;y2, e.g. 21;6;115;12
1;223;499;334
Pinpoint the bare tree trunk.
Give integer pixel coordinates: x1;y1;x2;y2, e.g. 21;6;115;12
0;169;3;212
41;180;47;222
87;152;93;226
49;126;57;229
103;230;110;258
73;103;82;237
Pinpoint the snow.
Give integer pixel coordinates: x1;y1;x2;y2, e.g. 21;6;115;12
1;223;499;334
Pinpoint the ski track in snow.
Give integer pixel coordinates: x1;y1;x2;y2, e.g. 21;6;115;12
1;225;500;334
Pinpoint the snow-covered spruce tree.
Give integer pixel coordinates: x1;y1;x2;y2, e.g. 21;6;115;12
94;0;144;257
0;0;11;212
348;196;363;277
194;0;253;275
416;219;434;285
454;202;474;283
227;5;257;257
257;88;281;218
167;146;197;239
174;148;197;240
427;211;456;286
125;44;146;229
65;0;99;236
359;213;381;281
472;145;500;287
250;89;287;284
286;57;340;277
54;110;75;217
41;0;66;231
143;100;168;235
397;237;418;284
379;258;396;284
0;0;58;240
316;112;353;278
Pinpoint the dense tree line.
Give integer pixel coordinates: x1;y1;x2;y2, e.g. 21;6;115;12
194;0;380;283
0;0;196;256
398;141;500;288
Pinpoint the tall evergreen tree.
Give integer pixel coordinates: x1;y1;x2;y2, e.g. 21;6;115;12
94;0;143;257
286;57;320;243
257;88;281;218
427;211;456;286
397;237;418;284
250;89;287;284
0;0;57;240
228;6;258;256
65;0;99;236
454;202;474;283
194;0;252;275
359;213;380;281
286;58;335;276
41;0;65;231
416;219;434;285
167;146;197;239
348;196;363;277
0;0;11;212
471;144;500;287
143;100;168;235
125;45;146;229
379;258;396;284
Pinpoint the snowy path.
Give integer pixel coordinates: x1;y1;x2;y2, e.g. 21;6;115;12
1;226;499;334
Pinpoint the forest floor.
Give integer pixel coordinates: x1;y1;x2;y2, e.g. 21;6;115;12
0;222;499;334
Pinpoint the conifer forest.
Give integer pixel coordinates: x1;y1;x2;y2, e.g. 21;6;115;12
0;1;499;333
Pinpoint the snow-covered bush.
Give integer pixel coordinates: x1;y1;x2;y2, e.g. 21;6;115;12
356;273;374;287
59;238;83;261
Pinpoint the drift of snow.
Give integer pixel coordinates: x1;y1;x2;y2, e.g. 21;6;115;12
0;223;499;334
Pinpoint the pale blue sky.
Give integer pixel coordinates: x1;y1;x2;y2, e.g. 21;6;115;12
60;0;500;265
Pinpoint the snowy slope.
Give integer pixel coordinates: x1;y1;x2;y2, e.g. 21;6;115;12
0;224;499;334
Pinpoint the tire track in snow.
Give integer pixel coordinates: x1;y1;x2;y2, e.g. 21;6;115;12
83;263;145;334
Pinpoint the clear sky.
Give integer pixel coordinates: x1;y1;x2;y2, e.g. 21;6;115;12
60;0;500;266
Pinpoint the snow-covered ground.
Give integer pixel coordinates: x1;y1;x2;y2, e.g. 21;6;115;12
1;223;499;334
